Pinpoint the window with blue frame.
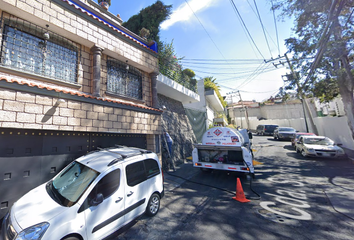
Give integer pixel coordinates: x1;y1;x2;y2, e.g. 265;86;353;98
0;15;79;83
107;58;142;100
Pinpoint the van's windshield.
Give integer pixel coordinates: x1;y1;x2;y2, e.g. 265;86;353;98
47;161;99;207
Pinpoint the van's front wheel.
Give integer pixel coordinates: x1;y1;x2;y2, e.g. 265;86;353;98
146;193;160;216
62;236;80;240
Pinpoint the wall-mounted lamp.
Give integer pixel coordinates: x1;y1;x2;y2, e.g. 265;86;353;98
54;98;66;107
159;105;167;111
126;60;129;72
43;24;50;40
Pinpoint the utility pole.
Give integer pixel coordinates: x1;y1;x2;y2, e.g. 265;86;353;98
265;54;318;134
284;53;318;134
238;91;250;130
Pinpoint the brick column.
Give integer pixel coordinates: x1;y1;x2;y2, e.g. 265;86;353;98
150;72;159;109
91;45;103;97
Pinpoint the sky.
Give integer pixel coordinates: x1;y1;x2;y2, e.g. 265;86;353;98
108;0;296;103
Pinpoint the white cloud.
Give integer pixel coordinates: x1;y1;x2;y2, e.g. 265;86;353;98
160;0;218;30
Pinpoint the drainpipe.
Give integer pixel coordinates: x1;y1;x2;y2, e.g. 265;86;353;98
150;72;159;108
91;45;103;97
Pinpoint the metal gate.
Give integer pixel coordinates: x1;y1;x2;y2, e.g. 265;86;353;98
0;128;146;220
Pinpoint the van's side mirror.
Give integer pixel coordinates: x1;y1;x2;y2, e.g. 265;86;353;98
248;132;253;139
90;193;104;206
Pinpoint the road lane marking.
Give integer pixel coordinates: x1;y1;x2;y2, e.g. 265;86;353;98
259;176;312;221
260;202;312;220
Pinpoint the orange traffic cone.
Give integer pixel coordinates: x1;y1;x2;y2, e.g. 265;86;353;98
232;178;250;203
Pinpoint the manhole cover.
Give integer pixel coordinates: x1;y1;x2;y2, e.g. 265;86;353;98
255;207;301;226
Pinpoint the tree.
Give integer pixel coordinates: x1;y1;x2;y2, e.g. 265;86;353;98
122;2;198;93
182;68;196;79
272;0;354;140
275;87;290;102
313;75;340;103
122;1;172;43
158;40;183;81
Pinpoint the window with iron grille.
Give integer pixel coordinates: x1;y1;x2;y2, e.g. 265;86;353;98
107;58;142;100
0;14;79;83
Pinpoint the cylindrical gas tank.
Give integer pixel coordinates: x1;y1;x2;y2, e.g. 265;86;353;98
201;127;246;146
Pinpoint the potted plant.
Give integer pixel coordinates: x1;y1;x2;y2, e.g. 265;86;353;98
97;0;111;10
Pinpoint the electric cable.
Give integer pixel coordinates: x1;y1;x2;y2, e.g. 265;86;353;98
182;65;276;76
165;171;261;200
253;0;273;58
244;0;279;55
181;58;264;62
271;0;281;56
229;0;266;60
235;62;273;89
184;0;237;75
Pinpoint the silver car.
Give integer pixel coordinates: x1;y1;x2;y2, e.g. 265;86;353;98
296;136;346;158
273;127;296;140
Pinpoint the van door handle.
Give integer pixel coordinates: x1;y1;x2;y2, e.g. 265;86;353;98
127;191;134;197
115;197;123;203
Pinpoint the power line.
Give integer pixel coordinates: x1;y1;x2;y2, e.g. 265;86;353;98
253;0;273;58
184;0;237;75
182;64;271;71
181;58;263;62
271;0;281;56
229;0;266;59
186;65;276;76
245;0;279;55
236;62;272;89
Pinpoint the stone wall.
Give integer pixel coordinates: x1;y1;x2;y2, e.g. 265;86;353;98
158;94;197;169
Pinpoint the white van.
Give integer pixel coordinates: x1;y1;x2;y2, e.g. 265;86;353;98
1;146;164;240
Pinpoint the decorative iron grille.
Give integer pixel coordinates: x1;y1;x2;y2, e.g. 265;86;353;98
0;13;80;83
107;58;142;100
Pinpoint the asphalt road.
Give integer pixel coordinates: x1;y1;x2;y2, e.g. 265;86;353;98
113;135;354;240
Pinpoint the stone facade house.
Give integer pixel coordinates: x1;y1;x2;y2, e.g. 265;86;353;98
0;0;162;219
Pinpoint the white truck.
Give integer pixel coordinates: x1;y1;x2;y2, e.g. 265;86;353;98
192;127;254;177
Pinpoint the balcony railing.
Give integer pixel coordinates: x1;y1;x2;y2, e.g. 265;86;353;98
159;65;197;93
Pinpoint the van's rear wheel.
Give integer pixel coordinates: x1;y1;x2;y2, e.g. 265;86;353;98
146;193;160;216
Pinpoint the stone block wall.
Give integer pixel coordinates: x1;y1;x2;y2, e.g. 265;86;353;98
0;87;161;134
158;94;197;169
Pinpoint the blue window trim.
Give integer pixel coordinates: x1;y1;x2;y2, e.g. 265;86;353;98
65;0;158;53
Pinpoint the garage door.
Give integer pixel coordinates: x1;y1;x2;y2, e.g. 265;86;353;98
0;128;146;220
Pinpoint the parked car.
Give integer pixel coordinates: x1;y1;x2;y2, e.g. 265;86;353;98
291;132;316;148
1;146;164;240
256;124;279;136
296;136;346;158
273;127;297;140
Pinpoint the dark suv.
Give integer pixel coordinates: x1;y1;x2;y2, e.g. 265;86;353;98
256;124;279;136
